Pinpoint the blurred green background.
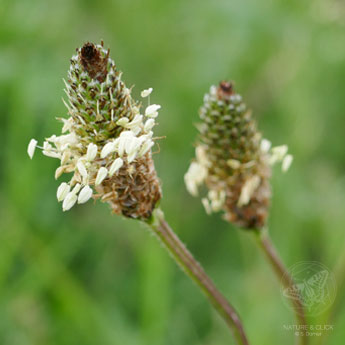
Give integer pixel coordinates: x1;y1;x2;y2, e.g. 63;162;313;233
1;0;345;344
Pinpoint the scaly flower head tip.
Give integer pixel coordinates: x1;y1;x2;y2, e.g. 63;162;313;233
29;41;162;219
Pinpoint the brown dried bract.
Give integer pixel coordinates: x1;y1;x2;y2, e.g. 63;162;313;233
79;42;109;82
94;153;162;220
223;177;271;229
217;81;234;99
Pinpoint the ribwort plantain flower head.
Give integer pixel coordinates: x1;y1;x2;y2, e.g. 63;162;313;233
28;41;161;219
185;81;292;229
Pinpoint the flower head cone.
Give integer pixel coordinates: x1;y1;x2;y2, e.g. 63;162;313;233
185;81;292;229
28;41;161;219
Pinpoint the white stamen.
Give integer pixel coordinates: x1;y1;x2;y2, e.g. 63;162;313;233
282;154;293;172
109;158;124;176
42;150;61;159
95;167;108;185
145;104;161;118
71;183;81;194
127;150;137;163
86;143;98;161
118;131;134;156
55;166;65;179
57;182;70;201
77;161;88;179
144;119;155;132
125;137;141;155
116;118;129;127
27;139;38;159
184;162;207;196
202;198;212;215
208;190;226;212
141;88;153;98
126;115;143;130
61;151;71;165
78;185;93;204
101;142;116;158
269;145;289;165
238;176;261;207
62;192;77;211
61;117;73;133
196;146;211;167
260;139;271;153
131;125;142;136
138;140;154;157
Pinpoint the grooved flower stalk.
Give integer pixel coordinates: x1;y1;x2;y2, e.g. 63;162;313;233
147;209;250;345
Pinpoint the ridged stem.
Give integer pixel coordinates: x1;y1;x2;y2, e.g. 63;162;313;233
253;228;308;345
316;248;345;345
146;209;250;345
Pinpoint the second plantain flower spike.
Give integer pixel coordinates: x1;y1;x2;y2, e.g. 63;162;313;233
185;81;292;229
28;41;161;219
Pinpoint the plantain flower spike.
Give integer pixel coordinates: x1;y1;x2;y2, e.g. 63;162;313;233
28;41;161;219
185;81;292;229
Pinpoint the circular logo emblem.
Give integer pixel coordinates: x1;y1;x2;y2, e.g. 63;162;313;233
281;261;337;316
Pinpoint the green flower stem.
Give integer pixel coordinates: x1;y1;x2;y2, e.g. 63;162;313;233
253;228;308;345
316;249;345;345
146;209;250;345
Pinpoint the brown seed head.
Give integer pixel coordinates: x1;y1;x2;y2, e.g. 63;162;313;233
95;153;161;220
79;42;109;82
